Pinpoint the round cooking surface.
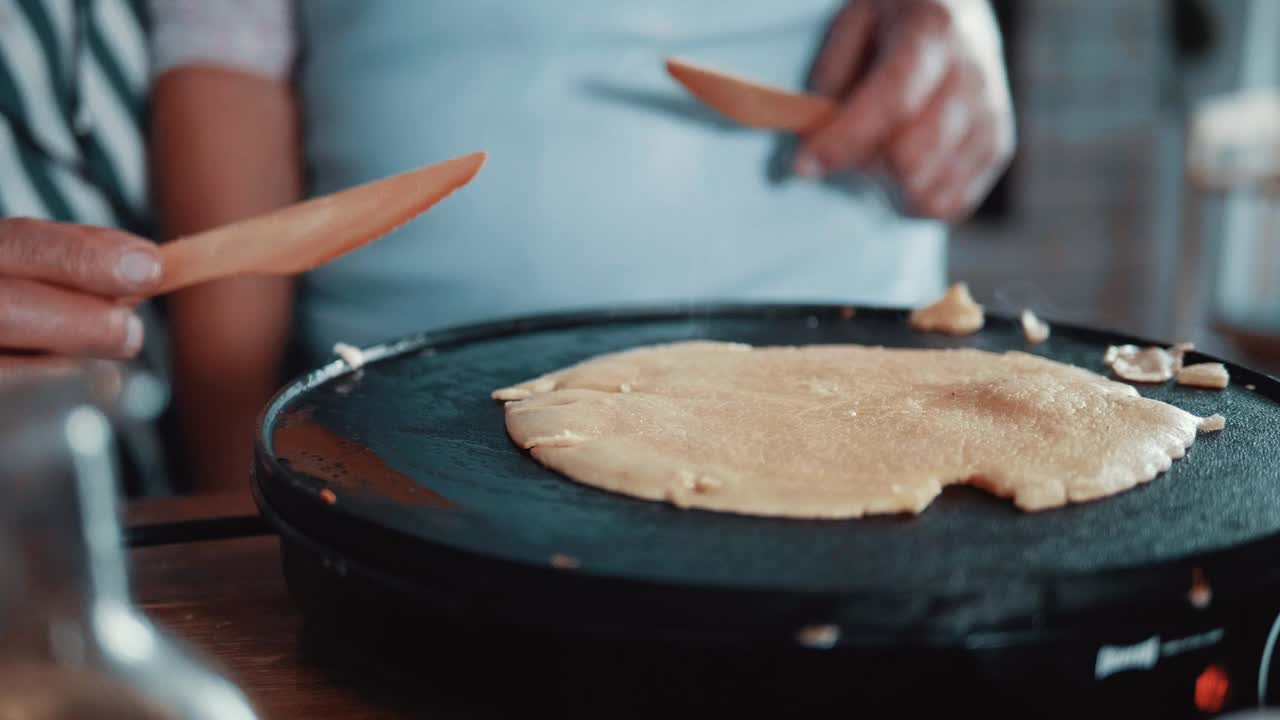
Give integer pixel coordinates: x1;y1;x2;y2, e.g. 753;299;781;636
254;305;1280;640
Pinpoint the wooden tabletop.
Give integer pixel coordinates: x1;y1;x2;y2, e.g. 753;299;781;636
131;536;380;718
126;493;596;719
126;492;459;719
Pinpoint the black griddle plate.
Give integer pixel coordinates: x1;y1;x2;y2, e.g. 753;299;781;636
253;305;1280;648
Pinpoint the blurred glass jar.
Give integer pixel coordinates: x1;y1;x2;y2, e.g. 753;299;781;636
0;365;256;720
1177;88;1280;353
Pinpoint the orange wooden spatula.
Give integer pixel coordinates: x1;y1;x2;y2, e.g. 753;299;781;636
152;151;486;296
665;57;835;133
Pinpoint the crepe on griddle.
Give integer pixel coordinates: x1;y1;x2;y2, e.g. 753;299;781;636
493;341;1209;518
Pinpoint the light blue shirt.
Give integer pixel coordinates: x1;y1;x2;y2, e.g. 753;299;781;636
296;1;946;360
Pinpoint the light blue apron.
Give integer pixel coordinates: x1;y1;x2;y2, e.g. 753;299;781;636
296;1;946;360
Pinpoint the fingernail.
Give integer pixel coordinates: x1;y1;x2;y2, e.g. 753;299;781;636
121;312;144;356
793;152;824;179
116;250;161;287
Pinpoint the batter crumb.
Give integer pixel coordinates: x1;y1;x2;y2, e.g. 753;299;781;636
1104;344;1174;383
1177;362;1229;390
1247;384;1257;391
492;387;533;401
1188;568;1212;609
1197;414;1226;432
1020;309;1050;344
333;342;365;369
1169;342;1195;373
910;282;985;335
619;383;633;393
796;624;841;649
1103;345;1123;366
550;553;581;570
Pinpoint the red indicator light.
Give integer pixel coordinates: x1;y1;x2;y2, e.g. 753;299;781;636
1195;664;1229;714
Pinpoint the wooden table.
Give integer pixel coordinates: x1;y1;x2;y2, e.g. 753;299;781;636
128;494;680;719
126;492;502;719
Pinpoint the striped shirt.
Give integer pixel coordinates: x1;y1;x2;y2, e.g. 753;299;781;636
0;0;148;234
0;1;168;495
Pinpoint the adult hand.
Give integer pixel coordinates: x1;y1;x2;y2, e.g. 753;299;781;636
0;218;161;360
796;0;1015;221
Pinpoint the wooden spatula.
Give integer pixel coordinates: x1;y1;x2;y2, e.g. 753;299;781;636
152;151;486;296
665;57;835;133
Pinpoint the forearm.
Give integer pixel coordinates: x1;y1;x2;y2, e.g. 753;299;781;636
150;66;301;492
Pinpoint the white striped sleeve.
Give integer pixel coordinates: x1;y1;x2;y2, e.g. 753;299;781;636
46;162;117;227
0;0;78;163
0;116;52;218
148;0;296;81
41;0;77;83
93;0;149;93
82;53;146;216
